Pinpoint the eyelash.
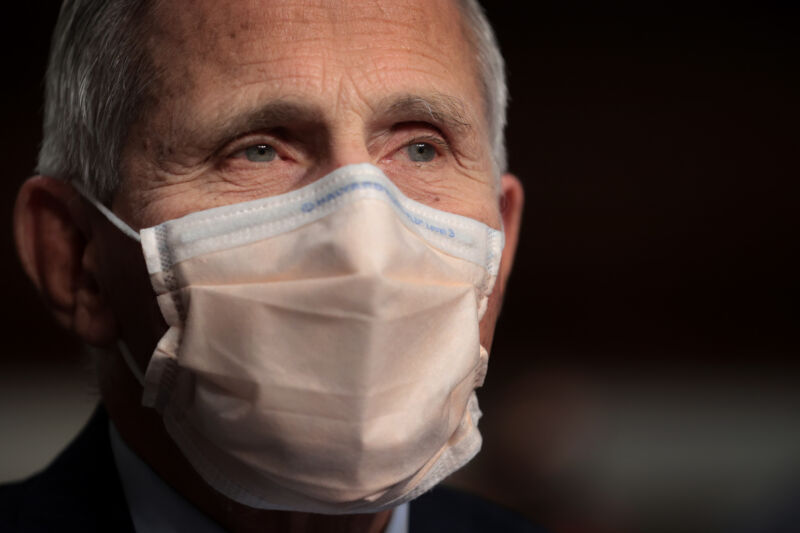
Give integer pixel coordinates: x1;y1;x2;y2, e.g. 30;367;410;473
223;129;451;165
406;134;447;148
400;134;450;157
226;135;285;160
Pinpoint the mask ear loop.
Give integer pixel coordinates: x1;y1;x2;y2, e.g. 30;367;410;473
118;341;146;387
76;187;142;243
74;185;146;387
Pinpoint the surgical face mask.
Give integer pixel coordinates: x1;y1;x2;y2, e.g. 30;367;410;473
86;163;504;514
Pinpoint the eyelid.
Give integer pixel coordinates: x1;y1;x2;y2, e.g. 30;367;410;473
403;134;451;158
224;132;290;160
391;117;449;142
392;119;451;141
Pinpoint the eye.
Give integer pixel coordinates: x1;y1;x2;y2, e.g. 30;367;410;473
406;142;437;163
243;144;277;162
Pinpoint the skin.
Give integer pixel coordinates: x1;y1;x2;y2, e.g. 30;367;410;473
14;0;524;531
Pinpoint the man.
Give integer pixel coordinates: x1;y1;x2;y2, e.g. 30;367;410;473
2;0;530;531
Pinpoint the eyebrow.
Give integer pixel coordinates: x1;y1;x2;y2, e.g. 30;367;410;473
199;100;326;152
194;92;474;154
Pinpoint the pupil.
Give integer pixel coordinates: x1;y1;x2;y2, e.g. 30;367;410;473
245;144;276;162
409;142;435;162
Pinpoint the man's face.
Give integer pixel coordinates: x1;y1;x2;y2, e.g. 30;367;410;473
103;0;511;356
11;0;521;522
116;0;497;227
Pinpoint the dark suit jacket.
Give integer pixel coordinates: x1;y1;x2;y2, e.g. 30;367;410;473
0;406;544;532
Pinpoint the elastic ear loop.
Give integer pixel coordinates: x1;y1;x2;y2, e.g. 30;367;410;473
75;186;146;387
118;341;146;387
77;187;142;243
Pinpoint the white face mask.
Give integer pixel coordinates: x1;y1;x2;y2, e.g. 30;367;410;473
87;163;504;514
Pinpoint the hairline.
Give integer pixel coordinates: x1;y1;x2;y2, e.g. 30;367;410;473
37;0;507;201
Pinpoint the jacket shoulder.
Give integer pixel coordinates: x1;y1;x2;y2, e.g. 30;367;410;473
0;479;26;529
410;485;547;533
0;405;134;533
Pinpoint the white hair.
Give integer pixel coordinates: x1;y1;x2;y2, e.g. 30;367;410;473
38;0;508;202
459;0;509;180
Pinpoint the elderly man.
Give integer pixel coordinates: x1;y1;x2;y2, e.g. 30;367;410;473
3;0;529;531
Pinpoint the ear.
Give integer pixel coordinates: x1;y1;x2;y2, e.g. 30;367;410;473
14;176;118;346
497;173;524;292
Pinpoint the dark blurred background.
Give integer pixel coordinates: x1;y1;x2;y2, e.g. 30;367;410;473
1;2;798;533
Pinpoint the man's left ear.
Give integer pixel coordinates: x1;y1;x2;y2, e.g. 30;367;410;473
13;176;118;346
497;173;524;291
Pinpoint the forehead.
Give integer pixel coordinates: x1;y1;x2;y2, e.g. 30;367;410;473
143;0;484;129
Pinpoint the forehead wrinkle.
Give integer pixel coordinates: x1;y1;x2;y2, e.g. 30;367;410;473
137;1;485;154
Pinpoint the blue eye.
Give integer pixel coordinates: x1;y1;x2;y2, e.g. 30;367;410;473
244;144;277;162
407;142;436;163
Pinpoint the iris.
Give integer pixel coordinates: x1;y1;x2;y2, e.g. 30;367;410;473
245;144;277;162
407;142;436;163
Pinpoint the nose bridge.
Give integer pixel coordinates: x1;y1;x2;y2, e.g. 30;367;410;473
327;125;370;169
324;72;374;170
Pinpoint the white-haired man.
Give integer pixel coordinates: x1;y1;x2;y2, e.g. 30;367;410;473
2;0;533;531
